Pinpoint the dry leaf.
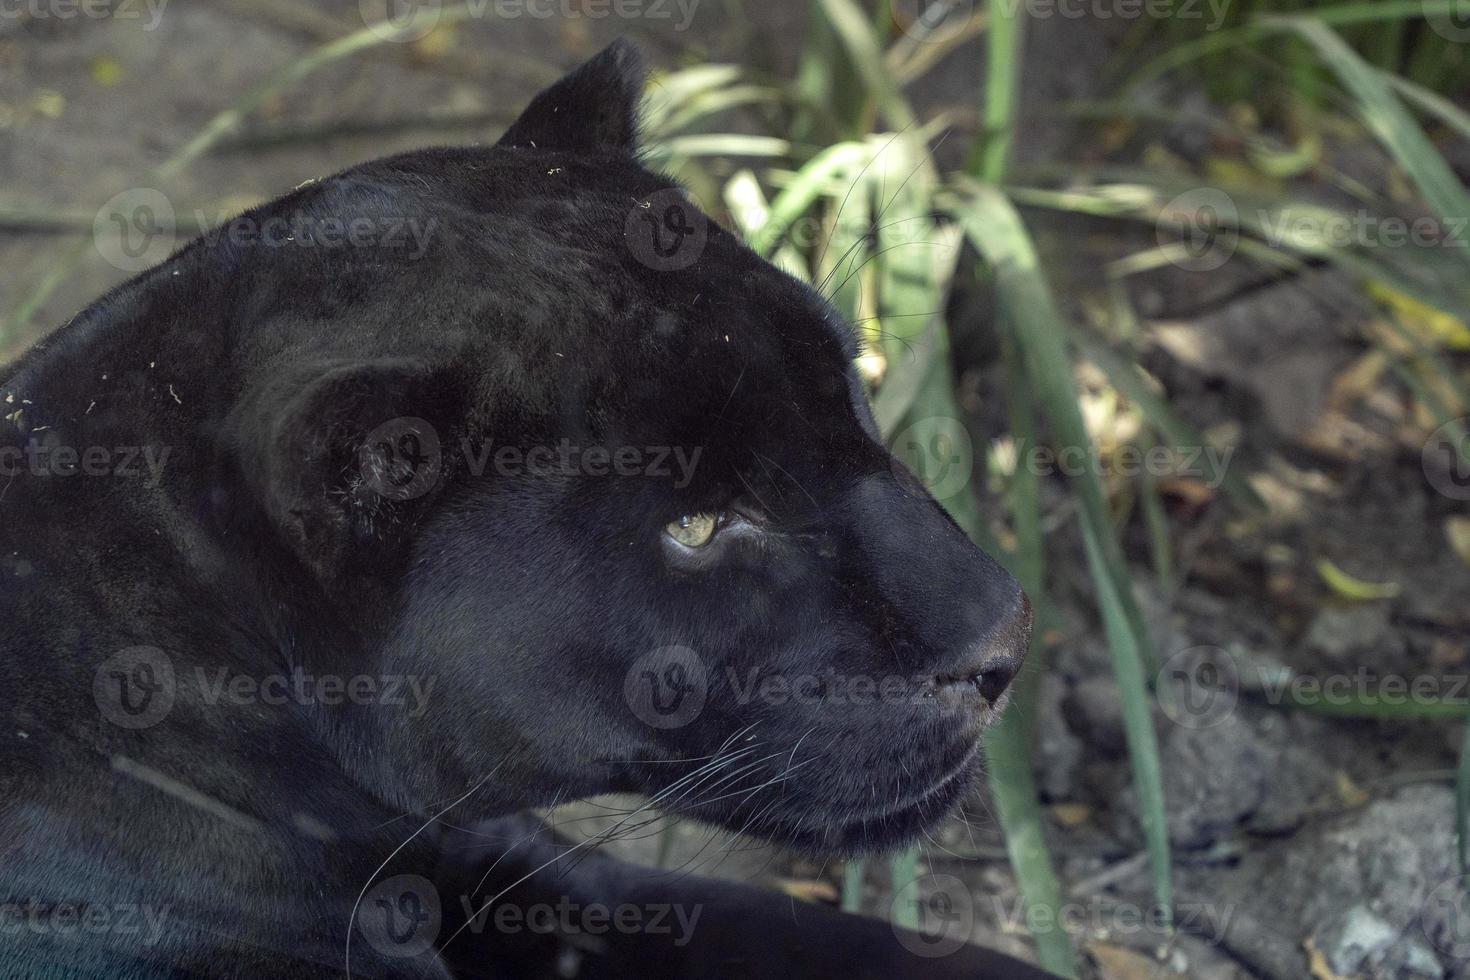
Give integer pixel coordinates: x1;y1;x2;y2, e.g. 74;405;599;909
1334;771;1370;809
1446;516;1470;569
1156;477;1215;506
1090;942;1186;980
1050;803;1092;828
776;879;838;904
1304;935;1351;980
1365;281;1470;351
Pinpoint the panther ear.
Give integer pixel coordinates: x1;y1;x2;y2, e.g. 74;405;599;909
496;38;646;154
232;358;465;583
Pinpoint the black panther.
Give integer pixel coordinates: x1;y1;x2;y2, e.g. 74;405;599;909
0;40;1048;979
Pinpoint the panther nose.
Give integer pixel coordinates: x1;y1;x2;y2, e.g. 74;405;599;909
935;595;1032;708
972;654;1023;707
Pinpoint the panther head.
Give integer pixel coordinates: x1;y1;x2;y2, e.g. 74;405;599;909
225;40;1030;854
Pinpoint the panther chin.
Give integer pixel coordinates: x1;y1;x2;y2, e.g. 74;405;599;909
781;747;986;854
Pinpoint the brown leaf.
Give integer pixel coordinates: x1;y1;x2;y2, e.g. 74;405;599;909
776;879;838;904
1304;935;1351;980
1446;516;1470;569
1090;942;1186;980
1050;803;1092;828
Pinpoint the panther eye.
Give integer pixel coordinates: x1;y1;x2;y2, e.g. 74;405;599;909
665;513;718;548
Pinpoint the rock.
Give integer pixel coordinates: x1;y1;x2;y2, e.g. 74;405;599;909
1035;674;1083;800
1377;936;1450;979
1148;269;1369;443
1066;677;1128;758
1159;713;1269;849
1303;604;1399;663
1156;708;1329;848
1177;785;1455;980
1313;905;1397;975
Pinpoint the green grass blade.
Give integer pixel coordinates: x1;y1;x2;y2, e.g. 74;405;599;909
1274;696;1470;720
815;0;919;131
1140;459;1173;586
888;848;922;931
749;142;872;257
1127;1;1467;90
657;85;783;138
1079;518;1173;925
952;183;1154;667
872;182;1075;972
1259;16;1470;266
953;182;1172;921
889;327;1078;976
1384;71;1470;143
641;64;745;133
643;135;792;163
841;858;867;914
972;0;1025;181
981;336;1081;979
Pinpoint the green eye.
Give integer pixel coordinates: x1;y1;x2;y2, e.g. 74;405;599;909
666;513;718;548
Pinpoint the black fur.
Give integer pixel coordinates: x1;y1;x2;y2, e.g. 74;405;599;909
0;41;1040;979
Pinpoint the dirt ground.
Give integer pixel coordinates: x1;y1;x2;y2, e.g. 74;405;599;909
2;3;1467;979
